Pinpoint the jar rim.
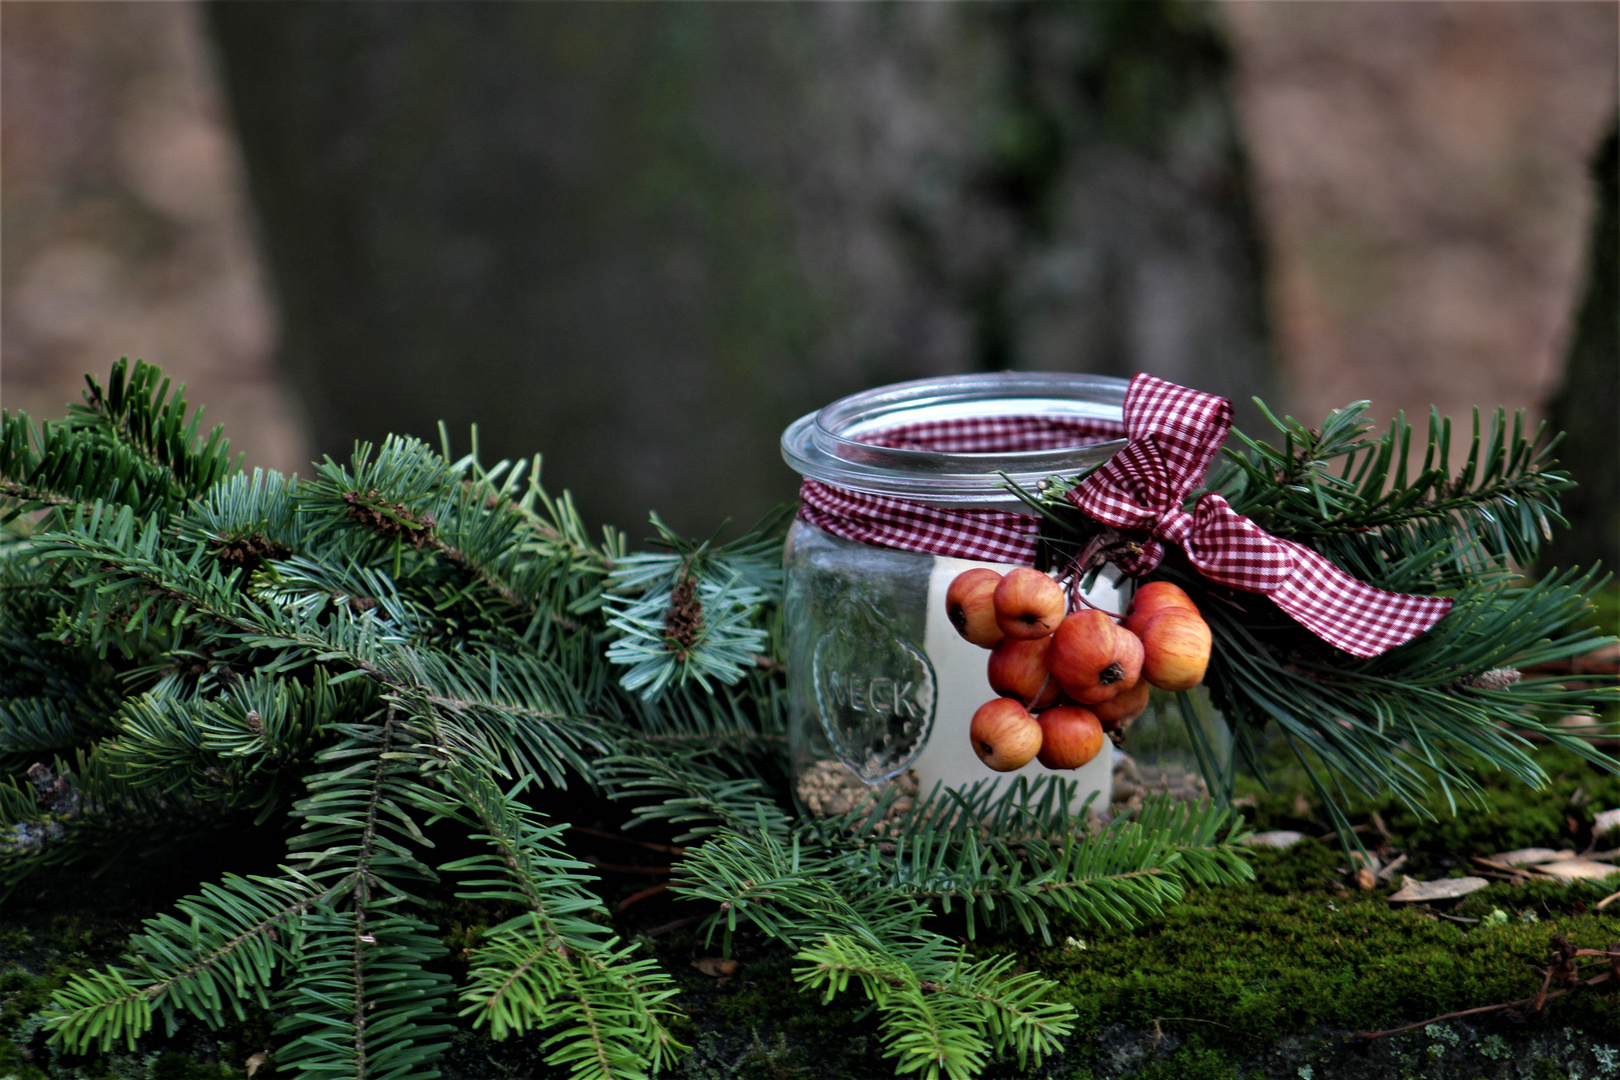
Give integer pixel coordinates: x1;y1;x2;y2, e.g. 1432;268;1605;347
781;372;1127;511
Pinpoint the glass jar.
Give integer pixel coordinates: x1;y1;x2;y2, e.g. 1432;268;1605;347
1108;688;1234;814
780;372;1135;818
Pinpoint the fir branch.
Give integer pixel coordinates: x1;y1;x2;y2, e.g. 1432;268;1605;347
596;745;793;844
428;767;686;1076
99;670;349;808
803;783;1252;941
0;480;78;509
44;871;331;1052
1;414;179;521
273;908;457;1080
68;358;239;497
0;696;97;764
1208;401;1573;586
272;710;458;1078
796;936;993;1080
795;936;1077;1080
603;510;786;701
284;708;440;896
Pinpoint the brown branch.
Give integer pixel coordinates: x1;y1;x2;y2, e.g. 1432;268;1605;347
427;536;527;609
642;915;703;938
1057;527;1137;618
614;883;669;912
0;481;80;508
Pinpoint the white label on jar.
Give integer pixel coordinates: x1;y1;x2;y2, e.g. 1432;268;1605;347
914;556;1117;810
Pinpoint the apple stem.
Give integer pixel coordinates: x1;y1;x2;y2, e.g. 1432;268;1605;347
1058;531;1130;619
1070;589;1125;620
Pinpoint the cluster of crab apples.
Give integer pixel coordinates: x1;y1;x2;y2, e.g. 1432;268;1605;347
946;568;1213;773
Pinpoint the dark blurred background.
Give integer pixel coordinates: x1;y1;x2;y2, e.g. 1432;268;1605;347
2;1;1614;566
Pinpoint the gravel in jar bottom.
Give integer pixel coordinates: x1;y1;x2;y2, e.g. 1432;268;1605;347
796;759;919;824
1112;752;1210;813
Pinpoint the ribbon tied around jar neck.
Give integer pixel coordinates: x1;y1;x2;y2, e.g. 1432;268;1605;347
1066;374;1452;659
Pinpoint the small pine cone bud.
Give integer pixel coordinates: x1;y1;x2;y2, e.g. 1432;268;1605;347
1453;667;1522;692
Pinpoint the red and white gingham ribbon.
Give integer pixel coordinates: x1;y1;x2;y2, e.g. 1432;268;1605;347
797;415;1124;565
797;375;1451;657
1066;374;1452;657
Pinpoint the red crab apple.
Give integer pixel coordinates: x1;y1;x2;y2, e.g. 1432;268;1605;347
992;567;1066;640
1123;581;1198;636
1090;676;1150;730
987;636;1059;709
1138;609;1212;692
946;568;1005;648
1035;705;1105;770
969;698;1043;772
1048;608;1144;705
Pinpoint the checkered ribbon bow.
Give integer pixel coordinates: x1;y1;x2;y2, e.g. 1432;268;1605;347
1066;373;1452;658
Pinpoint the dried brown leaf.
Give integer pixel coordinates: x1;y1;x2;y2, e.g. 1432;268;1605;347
691;957;740;980
1387;876;1490;902
1529;860;1620;882
1490;848;1574;867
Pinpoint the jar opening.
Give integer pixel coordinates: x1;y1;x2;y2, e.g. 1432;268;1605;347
782;372;1128;511
860;415;1121;454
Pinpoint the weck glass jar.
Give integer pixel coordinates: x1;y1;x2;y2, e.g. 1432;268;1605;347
780;372;1134;817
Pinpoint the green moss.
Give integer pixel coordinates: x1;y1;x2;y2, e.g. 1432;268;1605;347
0;1035;48;1080
986;838;1620;1059
1238;741;1620;874
1533;1059;1571;1080
0;968;58;1033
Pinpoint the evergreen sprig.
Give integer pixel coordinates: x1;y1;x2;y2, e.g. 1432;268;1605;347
429;765;685;1073
795;935;1075;1080
604;511;783;700
47;871;328;1052
1030;398;1618;838
1;360;1280;1079
1209;400;1574;589
1;358;237;522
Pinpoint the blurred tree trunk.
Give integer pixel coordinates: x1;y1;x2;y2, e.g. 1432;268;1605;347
208;1;1269;537
1541;126;1618;580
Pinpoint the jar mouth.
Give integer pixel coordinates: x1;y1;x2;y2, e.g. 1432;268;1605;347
781;372;1128;511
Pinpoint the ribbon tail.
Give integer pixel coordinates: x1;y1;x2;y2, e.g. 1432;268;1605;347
1269;540;1453;659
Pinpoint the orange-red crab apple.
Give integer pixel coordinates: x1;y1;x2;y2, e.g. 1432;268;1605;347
946;568;1005;648
992;567;1066;640
987;635;1059;709
1035;705;1106;770
1090;677;1150;730
969;697;1043;772
1123;581;1198;636
1138;610;1212;692
1048;608;1144;705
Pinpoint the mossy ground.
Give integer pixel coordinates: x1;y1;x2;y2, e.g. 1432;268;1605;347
3;669;1616;1078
